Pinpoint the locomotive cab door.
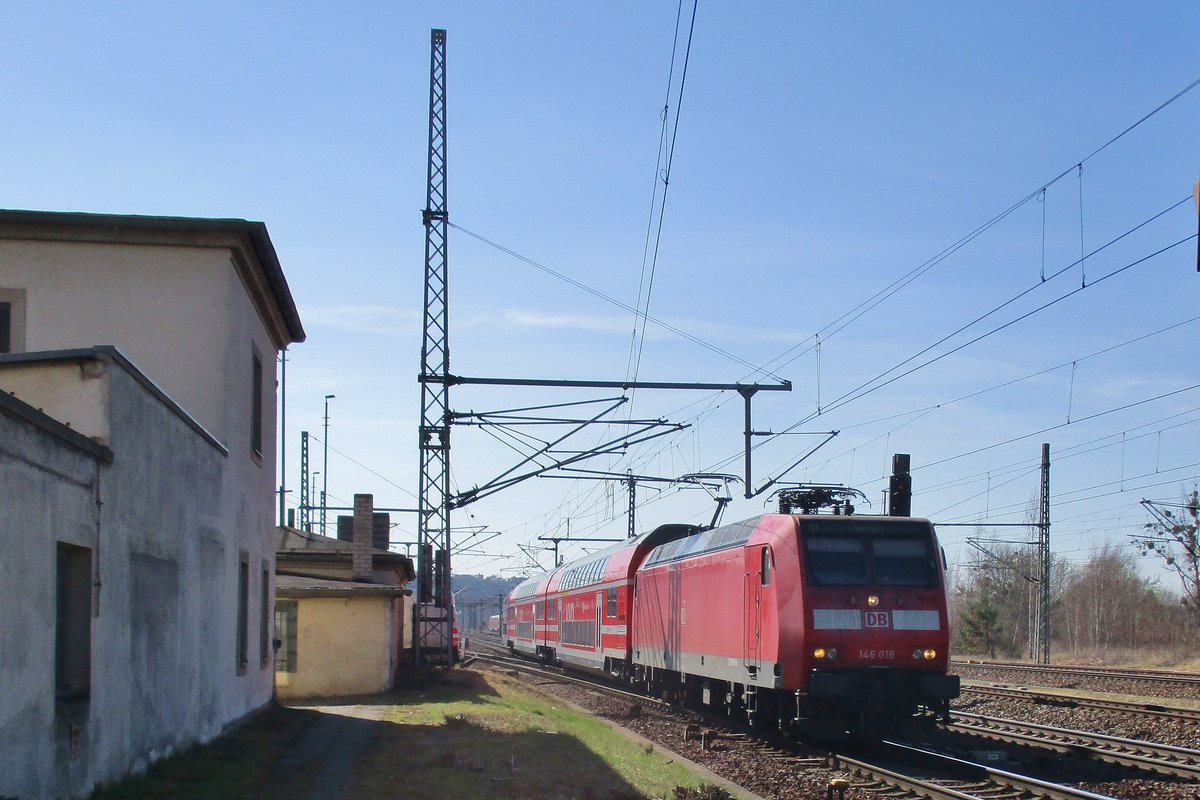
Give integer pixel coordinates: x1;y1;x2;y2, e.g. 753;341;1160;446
744;545;769;672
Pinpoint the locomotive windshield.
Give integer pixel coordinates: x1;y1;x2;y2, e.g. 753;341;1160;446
803;520;938;587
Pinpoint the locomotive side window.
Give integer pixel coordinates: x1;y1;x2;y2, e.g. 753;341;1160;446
805;536;869;585
761;546;771;586
873;537;937;586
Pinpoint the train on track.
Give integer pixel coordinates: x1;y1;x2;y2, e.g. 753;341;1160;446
504;506;959;737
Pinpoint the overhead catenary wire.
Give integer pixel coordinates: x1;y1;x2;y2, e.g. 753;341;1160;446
784;201;1193;429
627;0;699;387
449;221;783;382
453;76;1200;566
606;83;1200;507
797;316;1200;487
666;77;1200;446
701;226;1198;479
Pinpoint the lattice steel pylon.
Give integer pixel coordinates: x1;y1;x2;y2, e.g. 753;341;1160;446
299;430;311;532
415;28;453;666
1036;442;1051;664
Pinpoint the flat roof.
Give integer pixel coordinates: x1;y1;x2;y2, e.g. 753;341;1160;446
276;573;412;598
0;346;227;454
0;209;305;345
0;385;113;464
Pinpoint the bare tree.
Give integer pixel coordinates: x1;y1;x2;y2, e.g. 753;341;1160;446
1057;545;1158;654
1133;488;1200;620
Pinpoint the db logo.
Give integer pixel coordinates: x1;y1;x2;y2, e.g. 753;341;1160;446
864;611;890;629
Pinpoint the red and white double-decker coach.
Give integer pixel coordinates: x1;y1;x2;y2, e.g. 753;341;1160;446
506;524;700;672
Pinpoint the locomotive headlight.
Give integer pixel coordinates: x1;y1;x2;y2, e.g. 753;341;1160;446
813;647;839;660
827;648;839;660
867;595;880;607
923;649;937;660
912;648;938;660
912;649;923;660
813;647;826;659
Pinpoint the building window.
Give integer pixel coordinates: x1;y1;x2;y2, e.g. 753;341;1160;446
260;566;271;667
0;288;26;354
250;350;264;458
56;543;92;703
274;600;298;673
237;554;249;673
0;302;10;353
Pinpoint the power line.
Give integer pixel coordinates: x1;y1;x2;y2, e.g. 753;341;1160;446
461;77;1200;561
749;76;1200;380
936;463;1200;526
690;208;1195;481
923;381;1200;472
921;407;1200;494
628;0;699;387
449;221;783;381
794;205;1193;426
307;434;419;501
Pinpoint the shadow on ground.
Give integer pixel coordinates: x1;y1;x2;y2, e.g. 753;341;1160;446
94;669;657;800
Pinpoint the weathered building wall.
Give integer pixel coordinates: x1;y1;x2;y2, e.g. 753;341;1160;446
0;353;277;799
0;394;104;800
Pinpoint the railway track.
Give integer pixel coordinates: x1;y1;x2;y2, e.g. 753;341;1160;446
837;742;1121;800
944;709;1200;780
953;659;1200;688
463;649;667;709
465;643;1133;800
961;681;1200;723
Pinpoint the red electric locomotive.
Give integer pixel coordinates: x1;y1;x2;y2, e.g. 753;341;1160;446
506;512;958;737
631;513;958;736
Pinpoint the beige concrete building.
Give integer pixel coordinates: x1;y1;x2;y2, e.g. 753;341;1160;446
0;210;303;799
274;576;410;698
274;495;415;699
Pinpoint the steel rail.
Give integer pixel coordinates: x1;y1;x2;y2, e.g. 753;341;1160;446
465;651;668;707
871;741;1121;800
826;752;993;800
949;710;1200;779
961;681;1200;723
953;659;1200;686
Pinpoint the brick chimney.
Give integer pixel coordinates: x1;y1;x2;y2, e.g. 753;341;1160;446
352;493;374;581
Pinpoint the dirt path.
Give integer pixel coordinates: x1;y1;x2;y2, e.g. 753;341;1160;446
276;702;388;800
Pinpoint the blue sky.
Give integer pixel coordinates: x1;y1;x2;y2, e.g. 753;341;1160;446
3;2;1198;586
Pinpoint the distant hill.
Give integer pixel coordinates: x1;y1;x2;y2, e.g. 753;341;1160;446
451;573;522;630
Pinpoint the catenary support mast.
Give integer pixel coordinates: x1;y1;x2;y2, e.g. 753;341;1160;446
416;28;452;666
299;430;311;532
1036;442;1051;664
